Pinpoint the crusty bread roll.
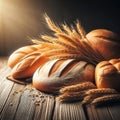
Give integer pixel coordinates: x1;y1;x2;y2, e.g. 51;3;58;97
86;29;120;60
95;58;120;91
32;59;95;93
11;51;49;79
8;45;41;68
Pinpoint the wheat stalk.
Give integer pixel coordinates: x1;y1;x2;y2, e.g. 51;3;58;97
55;33;80;48
62;23;72;35
86;88;118;95
76;20;86;39
60;82;96;93
91;94;120;106
32;15;105;65
44;14;63;33
82;88;118;104
57;91;86;102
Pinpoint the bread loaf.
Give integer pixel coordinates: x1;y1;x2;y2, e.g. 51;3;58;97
86;29;120;60
32;59;95;93
95;58;120;91
8;45;41;68
11;51;49;79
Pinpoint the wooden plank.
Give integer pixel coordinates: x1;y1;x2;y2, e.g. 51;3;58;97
14;85;55;120
95;106;112;120
107;103;120;120
13;85;37;120
42;96;55;120
88;103;120;120
33;95;55;120
0;83;25;120
0;80;14;113
86;105;95;120
53;101;87;120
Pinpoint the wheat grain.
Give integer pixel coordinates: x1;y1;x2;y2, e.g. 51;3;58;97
55;33;79;48
32;39;60;49
62;23;72;35
60;82;96;93
57;91;86;102
86;88;118;95
41;35;75;50
47;49;78;55
44;14;63;33
82;95;93;104
71;29;82;41
76;20;86;39
91;94;120;106
82;88;118;104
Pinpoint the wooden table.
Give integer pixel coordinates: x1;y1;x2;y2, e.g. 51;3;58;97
0;57;120;120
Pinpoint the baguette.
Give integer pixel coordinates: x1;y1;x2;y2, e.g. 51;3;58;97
32;59;95;93
95;58;120;91
11;51;49;79
8;45;41;68
86;29;120;60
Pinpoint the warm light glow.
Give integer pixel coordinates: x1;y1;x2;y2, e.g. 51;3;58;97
0;0;43;55
0;0;38;33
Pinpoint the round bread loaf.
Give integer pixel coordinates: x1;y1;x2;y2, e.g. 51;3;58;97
86;29;120;60
95;58;120;91
32;59;95;93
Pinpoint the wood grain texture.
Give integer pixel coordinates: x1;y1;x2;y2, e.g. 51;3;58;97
1;57;120;120
53;101;87;120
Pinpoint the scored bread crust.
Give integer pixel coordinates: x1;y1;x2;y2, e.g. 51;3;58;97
11;51;49;79
86;29;120;60
8;45;41;68
32;59;95;93
86;29;120;42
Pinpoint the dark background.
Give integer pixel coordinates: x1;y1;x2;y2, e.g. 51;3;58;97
0;0;120;56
